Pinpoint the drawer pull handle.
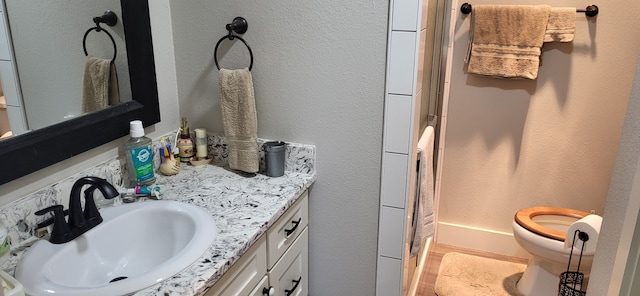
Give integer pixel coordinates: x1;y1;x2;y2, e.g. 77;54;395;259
284;276;302;296
284;218;302;237
262;286;275;296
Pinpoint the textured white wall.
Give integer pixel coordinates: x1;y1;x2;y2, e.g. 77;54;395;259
439;0;640;234
169;1;388;294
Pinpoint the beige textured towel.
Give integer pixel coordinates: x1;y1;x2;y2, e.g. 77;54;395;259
544;7;576;42
219;68;259;173
82;56;120;113
466;5;551;80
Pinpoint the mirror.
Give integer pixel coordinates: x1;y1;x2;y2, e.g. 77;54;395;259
0;0;160;185
4;0;132;131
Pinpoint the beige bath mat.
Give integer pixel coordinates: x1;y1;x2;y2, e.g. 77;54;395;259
434;252;526;296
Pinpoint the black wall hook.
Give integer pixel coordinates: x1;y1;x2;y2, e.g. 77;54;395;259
460;3;472;14
226;17;248;37
93;10;118;29
580;5;599;17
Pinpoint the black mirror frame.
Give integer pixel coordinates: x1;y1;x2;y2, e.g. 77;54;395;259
0;0;160;185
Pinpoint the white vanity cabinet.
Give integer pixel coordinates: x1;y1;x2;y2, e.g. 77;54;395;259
206;191;309;296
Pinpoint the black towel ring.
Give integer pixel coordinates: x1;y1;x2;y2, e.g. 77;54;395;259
214;17;254;71
82;10;118;62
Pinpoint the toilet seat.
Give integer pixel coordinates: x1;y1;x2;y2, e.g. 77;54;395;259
514;207;590;242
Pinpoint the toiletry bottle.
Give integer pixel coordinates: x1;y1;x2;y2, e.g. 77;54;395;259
125;120;156;186
177;117;194;162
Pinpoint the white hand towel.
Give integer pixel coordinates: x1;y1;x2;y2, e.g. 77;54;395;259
219;68;259;173
82;56;120;113
410;126;435;257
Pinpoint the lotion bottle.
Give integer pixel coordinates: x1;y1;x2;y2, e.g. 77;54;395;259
125;120;156;186
177;117;194;162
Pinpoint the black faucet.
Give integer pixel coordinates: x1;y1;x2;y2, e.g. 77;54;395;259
35;177;119;244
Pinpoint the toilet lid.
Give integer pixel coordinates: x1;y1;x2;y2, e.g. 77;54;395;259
515;207;590;241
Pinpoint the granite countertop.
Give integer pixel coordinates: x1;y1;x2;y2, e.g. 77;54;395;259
5;163;315;296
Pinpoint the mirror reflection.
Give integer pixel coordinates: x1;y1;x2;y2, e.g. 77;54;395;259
0;0;159;186
0;0;130;140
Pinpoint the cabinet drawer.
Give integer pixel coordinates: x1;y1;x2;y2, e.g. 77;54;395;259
206;235;267;296
267;191;308;269
269;228;308;296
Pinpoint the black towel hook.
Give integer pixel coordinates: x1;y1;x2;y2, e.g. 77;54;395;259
93;10;118;29
214;17;254;71
83;10;118;62
226;16;248;38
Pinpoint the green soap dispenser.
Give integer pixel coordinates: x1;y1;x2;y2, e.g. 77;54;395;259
125;120;156;186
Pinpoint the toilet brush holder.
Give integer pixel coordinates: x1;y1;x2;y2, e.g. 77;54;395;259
558;230;588;296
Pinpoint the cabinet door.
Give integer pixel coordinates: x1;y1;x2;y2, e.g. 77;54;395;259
206;235;268;296
269;228;308;296
267;191;308;269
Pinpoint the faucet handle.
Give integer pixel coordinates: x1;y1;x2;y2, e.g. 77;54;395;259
36;208;69;229
35;205;72;244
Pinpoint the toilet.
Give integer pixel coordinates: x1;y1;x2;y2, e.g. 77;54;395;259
512;207;595;296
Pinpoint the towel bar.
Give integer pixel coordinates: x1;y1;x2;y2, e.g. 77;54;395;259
214;17;254;71
460;3;599;17
82;10;118;62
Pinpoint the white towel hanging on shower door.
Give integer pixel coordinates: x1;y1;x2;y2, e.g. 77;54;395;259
410;126;435;257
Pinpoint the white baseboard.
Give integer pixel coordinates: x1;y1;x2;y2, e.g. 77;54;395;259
436;221;529;259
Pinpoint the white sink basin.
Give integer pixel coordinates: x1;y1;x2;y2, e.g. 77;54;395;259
15;200;217;296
